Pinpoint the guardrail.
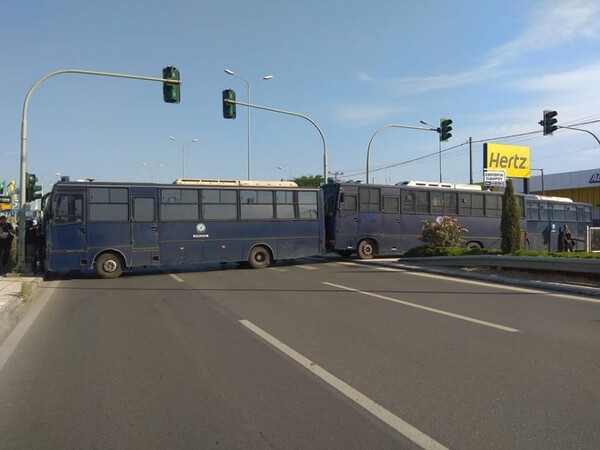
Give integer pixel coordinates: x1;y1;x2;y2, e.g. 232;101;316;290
400;255;600;275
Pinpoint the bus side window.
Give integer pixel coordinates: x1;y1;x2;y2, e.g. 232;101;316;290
340;194;357;215
53;193;84;224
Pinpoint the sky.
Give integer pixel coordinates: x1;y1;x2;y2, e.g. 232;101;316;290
1;0;600;190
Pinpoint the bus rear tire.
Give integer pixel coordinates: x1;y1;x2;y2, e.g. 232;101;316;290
357;240;376;260
95;252;123;279
248;246;271;269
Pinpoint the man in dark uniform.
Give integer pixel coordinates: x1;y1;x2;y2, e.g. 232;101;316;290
0;215;16;273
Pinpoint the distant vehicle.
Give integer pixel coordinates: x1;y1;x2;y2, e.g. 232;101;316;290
42;179;324;278
322;181;593;258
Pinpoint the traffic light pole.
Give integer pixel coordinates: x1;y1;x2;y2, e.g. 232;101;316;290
18;69;181;272
224;98;328;181
366;124;438;184
557;126;600;147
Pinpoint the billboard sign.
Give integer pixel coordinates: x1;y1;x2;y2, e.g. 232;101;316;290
483;143;530;178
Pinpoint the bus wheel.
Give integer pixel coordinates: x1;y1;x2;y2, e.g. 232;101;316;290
248;246;271;269
95;252;123;279
466;241;482;250
357;240;376;260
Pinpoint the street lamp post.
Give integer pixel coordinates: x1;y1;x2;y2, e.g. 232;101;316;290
141;162;164;182
224;69;273;180
366;123;438;183
420;120;444;183
530;168;545;195
277;165;292;181
169;136;198;179
40;172;61;196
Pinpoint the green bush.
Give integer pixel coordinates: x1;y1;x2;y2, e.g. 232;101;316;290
420;216;468;247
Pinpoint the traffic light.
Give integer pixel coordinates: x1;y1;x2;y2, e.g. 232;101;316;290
222;89;237;119
25;173;42;203
162;66;181;104
541;110;558;135
440;118;453;142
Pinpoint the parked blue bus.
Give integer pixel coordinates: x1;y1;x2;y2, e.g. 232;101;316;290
42;179;324;278
322;181;593;258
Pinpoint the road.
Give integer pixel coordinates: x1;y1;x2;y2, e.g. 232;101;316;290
0;257;599;449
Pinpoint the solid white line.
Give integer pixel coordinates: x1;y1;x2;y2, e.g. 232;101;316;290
297;265;318;270
323;282;520;333
169;274;185;283
0;281;57;372
239;319;449;450
268;268;288;272
407;271;600;303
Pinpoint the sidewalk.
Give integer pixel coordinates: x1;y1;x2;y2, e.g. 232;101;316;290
0;274;40;314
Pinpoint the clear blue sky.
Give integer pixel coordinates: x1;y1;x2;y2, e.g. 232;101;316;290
1;0;599;188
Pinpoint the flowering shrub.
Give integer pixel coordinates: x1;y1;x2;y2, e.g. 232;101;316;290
420;216;468;247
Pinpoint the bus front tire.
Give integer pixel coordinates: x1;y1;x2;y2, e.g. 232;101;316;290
357;240;376;260
95;252;123;279
248;246;271;269
466;242;482;250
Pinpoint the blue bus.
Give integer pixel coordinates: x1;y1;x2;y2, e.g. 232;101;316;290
42;179;324;278
322;181;593;258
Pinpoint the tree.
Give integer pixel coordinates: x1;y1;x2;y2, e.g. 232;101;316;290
500;178;521;253
292;174;324;188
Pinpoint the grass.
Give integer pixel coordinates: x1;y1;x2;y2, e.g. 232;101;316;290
18;282;35;303
403;245;600;259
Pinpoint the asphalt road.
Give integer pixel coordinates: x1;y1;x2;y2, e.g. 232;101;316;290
0;258;598;449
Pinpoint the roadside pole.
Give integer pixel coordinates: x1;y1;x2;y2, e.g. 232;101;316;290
223;98;328;182
18;69;181;272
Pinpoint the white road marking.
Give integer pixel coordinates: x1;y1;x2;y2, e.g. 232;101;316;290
0;282;58;372
323;282;520;333
297;265;318;270
169;274;185;283
268;267;288;272
239;319;449;450
406;271;600;303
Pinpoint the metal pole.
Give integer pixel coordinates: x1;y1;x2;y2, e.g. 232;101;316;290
247;81;251;180
227;99;328;181
18;68;181;271
557;125;600;146
181;142;185;179
366;124;438;184
438;139;442;183
469;137;473;185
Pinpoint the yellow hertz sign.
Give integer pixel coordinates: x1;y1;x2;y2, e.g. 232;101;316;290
483;143;530;178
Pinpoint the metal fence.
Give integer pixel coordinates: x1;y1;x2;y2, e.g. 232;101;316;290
588;227;600;252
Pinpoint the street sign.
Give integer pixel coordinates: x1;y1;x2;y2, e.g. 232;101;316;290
484;169;506;187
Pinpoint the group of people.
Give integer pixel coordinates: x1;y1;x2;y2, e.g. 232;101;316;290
0;215;44;274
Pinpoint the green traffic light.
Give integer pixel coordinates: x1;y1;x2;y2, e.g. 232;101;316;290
440;118;453;142
542;110;558;135
162;66;181;104
222;89;237;119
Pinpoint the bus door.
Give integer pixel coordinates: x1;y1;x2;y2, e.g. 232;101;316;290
380;189;402;252
358;186;382;240
336;184;359;250
49;189;87;262
130;189;160;266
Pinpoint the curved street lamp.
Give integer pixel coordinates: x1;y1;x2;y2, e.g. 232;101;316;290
224;68;273;180
169;136;198;179
141;162;164;182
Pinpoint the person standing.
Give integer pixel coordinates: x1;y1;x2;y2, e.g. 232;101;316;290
0;215;16;273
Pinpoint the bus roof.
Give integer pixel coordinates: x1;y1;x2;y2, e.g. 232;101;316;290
173;178;298;187
396;180;483;191
525;194;574;202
